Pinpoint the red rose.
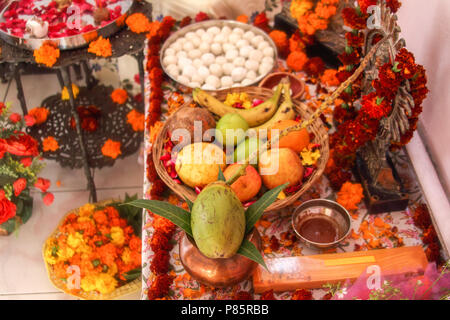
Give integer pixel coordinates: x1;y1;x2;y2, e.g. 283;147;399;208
13;178;27;197
20;157;33;167
195;11;210;22
24;115;36;127
2;132;39;157
35;178;51;193
43;192;54;206
9;113;21;124
0;197;17;225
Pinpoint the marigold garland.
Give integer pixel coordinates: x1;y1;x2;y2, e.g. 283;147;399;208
286;50;308;71
126;13;152;34
269;30;289;57
34;43;60;68
88;36;112;57
290;0;339;36
101;139;121;159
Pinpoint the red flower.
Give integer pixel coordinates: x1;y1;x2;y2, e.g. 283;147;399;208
195;12;210;22
20;157;32;167
338;50;360;65
150;231;173;252
303;57;325;77
13;178;27;197
357;0;377;14
179;16;192;28
147;274;174;300
260;289;276;300
233;291;254;300
0;196;16;225
34;177;51;193
0;102;5;115
378;63;402;92
9;113;21;123
413;203;431;230
253;12;270;33
43;192;54;206
386;0;402;13
291;289;313;300
150;250;170;275
24;115;36;127
159;16;176;40
395;48;417;80
360;92;392;119
345;32;364;48
1;132;39;157
341;8;367;30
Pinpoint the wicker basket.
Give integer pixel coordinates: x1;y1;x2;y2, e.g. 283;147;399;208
42;200;141;300
153;86;329;212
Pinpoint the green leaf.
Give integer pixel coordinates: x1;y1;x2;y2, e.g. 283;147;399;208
237;239;268;271
184;196;194;212
218;167;226;182
123;268;142;281
0;218;17;234
124;200;192;237
111;194;142;237
245;183;288;234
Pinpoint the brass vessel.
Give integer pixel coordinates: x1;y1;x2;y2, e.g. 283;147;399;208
179;228;262;288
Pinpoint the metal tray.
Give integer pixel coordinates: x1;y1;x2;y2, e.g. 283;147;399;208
160;19;278;90
0;0;135;51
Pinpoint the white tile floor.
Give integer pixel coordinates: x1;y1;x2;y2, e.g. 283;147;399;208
0;57;143;300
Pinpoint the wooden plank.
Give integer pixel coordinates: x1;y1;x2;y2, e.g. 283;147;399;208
252;246;428;293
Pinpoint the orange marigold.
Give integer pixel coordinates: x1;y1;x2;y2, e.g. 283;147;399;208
28;107;50;125
336;181;364;211
42;136;59;152
269;30;289;56
126;109;145;132
320;69;340;86
88;36;112;57
126;13;152;34
111;88;128;104
236;15;248;24
286;50;308;71
101;139;122;159
34;43;60;67
149;121;163;144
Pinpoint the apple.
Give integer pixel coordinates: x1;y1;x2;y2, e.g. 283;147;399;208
215;113;249;148
224;163;262;202
233;136;262;167
258;148;304;189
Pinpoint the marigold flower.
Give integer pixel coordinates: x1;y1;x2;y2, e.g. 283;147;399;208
286;50;308;71
42;136;59;152
110;88;128;104
291;289;313;300
150;250;170;275
236;14;248;24
126;13;151;34
88;36;112;57
28;107;50;125
195;12;210;22
360;92;392;119
253;12;270;33
303;56;325;77
269;30;289;57
126;109;145;131
34;43;60;67
101;139;121;159
336;181;364;210
320;69;340;86
147;274;174;300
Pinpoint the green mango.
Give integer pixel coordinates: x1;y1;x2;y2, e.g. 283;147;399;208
191;181;245;259
233;136;263;167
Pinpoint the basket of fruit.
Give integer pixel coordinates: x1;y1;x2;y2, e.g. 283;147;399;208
153;82;329;212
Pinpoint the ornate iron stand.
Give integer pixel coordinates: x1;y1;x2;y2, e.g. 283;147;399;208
0;1;152;202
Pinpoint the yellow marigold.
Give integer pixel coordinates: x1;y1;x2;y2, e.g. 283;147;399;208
290;0;314;20
56;245;75;261
337;182;364;211
126;109;145;131
149;121;164;144
44;239;59;265
79;203;96;217
94;273;118;294
107;262;118;277
67;232;84;250
111;88;128;104
286;50;308;71
121;247;132;265
34;43;60;67
80;274;98;292
61;84;80;100
42;136;59;152
236;14;248;24
110;226;125;247
300;147;321;166
88;36;112;57
101;139;122;159
126;13;151;34
28;107;50;125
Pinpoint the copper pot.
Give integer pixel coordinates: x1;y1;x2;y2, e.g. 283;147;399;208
179;228;262;288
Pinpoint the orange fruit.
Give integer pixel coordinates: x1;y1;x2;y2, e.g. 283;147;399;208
268;119;310;152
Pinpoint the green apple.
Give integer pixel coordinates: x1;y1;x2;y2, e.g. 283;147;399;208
234;136;262;167
215;113;249;147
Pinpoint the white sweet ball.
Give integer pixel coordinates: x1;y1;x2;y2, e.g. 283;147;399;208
182;65;197;78
166;65;179;77
170;42;182;52
201;33;213;43
205;75;220;88
177;57;192;69
231;67;246;82
247;70;257;80
236;39;249;48
191;36;201;48
228;33;241;44
258;62;272;75
234;57;245;67
215;56;227;65
239;45;253;58
198;66;210;79
241;78;253;86
214;33;226;44
222;63;234;76
193;58;203;68
185;32;196;40
163;55;177;67
243;31;255;41
222;43;235;52
201;53;215;66
262;56;274;65
244;59;259;72
249;50;263;62
198;42;210;53
220;76;233;88
196;28;206;37
177;75;190;85
225;49;239;61
257;41;270;51
176;51;188;59
202;84;216;90
207;26;221;35
191;73;204;84
175;38;186;46
188;49;202;60
250;35;264;47
165;48;175;56
263;47;274;57
221;26;232;35
209;63;223;77
210;43;222;55
232;27;244;35
190;82;201;88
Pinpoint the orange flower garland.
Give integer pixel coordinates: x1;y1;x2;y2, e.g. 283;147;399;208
88;36;112;57
286;50;308;71
126;109;145;132
42;136;59;152
28;107;50;125
101;139;122;159
34;43;60;67
290;0;339;36
111;88;128;104
126;13;152;34
269;30;289;57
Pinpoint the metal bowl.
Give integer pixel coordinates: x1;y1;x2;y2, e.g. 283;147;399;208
291;199;351;249
0;0;135;50
160;19;278;90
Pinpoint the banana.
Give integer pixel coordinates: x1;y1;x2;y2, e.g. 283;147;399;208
192;84;283;127
252;82;296;133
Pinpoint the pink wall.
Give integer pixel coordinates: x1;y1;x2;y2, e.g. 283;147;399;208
396;0;450;193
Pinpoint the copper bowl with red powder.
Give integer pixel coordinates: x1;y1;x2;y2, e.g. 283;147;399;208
259;71;305;100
